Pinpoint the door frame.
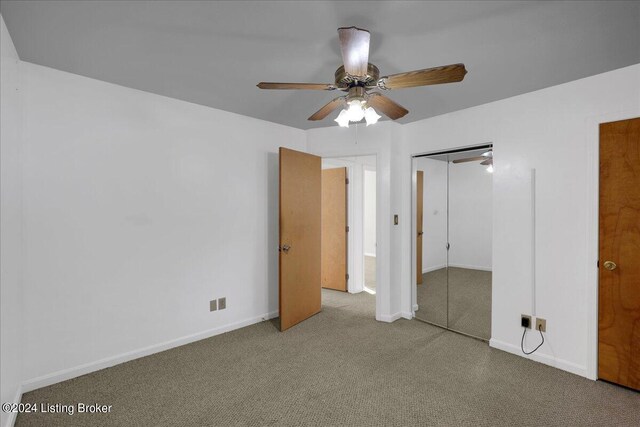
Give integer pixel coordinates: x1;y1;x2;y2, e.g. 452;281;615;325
586;109;640;380
322;155;378;307
362;163;377;293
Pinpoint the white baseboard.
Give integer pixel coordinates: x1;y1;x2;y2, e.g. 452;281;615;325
489;338;588;378
447;263;492;272
413;304;419;312
400;311;413;320
422;264;446;274
21;310;279;393
377;312;402;323
3;385;22;427
364;252;376;258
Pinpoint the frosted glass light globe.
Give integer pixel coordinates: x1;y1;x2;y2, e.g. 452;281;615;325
364;107;381;126
346;100;365;122
334;109;350;128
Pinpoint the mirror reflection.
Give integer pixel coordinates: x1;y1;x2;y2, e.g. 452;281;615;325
414;147;493;341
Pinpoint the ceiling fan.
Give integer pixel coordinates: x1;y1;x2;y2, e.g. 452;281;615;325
257;26;467;127
452;150;494;172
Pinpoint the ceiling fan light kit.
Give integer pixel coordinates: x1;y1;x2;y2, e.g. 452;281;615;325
332;86;382;127
257;26;467;128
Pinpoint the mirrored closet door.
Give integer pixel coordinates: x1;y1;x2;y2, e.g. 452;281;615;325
414;146;493;341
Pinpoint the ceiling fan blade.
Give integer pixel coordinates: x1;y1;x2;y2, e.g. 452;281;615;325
308;97;346;121
379;63;467;90
257;82;337;90
452;156;486;164
480;159;493;166
366;93;408;120
338;26;370;77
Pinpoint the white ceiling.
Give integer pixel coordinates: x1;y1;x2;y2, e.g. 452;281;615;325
2;1;639;130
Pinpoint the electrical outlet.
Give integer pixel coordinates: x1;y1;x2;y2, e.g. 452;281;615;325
536;318;546;332
218;297;226;310
521;314;532;329
209;300;217;312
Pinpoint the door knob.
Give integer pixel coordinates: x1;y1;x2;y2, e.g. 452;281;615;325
603;260;617;271
281;244;291;253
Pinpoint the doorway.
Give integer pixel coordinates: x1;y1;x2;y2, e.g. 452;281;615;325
278;149;378;331
322;155;377;306
412;145;493;341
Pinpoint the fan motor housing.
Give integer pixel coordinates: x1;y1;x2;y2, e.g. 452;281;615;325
335;63;379;88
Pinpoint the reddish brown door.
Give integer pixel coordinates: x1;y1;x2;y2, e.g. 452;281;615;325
321;168;348;291
279;148;322;331
598;117;640;390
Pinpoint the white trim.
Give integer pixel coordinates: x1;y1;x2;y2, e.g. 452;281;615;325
446;263;492;272
584;109;640;381
362;286;376;295
377;312;402;323
413;304;419;312
400;311;413;320
21;311;278;393
531;168;537;317
3;385;22;427
422;264;446;274
411;158;418;316
363;252;376;258
489;338;587;378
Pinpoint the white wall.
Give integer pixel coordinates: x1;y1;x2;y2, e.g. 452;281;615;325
448;161;493;270
363;169;376;257
417;157;492;273
19;62;306;390
416;157;447;272
0;14;23;427
402;64;640;378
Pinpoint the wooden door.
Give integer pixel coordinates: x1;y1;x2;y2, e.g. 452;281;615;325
417;170;424;284
598;117;640;390
321;168;348;291
279;148;322;331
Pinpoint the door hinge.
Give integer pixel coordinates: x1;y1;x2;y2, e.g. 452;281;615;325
597;260;599;268
346;178;349;185
346;226;350;232
346;274;349;280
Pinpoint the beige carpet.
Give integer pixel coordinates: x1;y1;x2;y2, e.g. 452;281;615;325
364;255;376;290
416;267;492;340
17;289;639;426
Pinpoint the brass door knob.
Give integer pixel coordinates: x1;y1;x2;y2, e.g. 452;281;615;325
603;261;617;271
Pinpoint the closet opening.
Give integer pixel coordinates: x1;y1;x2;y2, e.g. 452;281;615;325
411;144;493;341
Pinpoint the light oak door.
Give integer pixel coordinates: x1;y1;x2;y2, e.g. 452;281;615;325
279;148;322;331
417;170;424;284
598;117;640;390
321;168;348;291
